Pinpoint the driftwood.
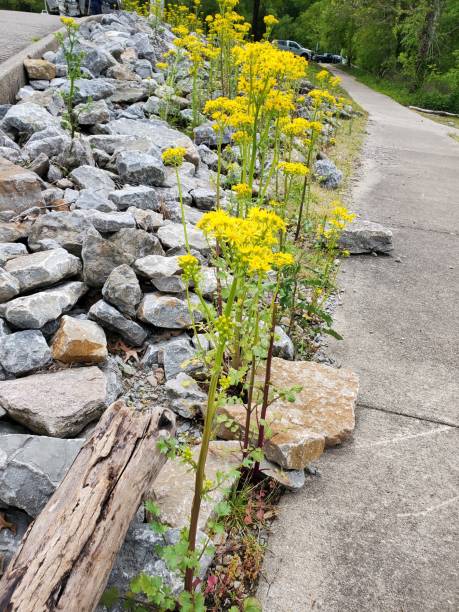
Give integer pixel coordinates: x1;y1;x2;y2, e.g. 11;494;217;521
409;105;459;118
0;400;175;612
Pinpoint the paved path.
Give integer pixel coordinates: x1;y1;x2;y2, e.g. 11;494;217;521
0;10;61;65
257;71;459;611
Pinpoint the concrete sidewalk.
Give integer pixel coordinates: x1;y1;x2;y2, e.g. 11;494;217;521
257;71;459;611
0;10;61;65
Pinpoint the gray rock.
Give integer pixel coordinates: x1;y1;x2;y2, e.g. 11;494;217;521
157;222;209;254
73;209;135;233
163;202;203;225
190;187;216;211
0;269;20;303
165;372;207;418
196;267;217;298
98;355;123;406
0;319;11;337
133;59;153;79
81;43;117;76
1;103;57;137
0;509;31;569
110;85;149;104
143;95;161;116
116;150;166;187
128;207;164;231
102;264;142;317
109;185;161;211
74;189;118;213
88;299;148;346
53;137;95;172
0;367;109;437
23;130;70;159
69;165;116;193
0;222;28;243
81;227;132;287
85;134;141;156
0;157;44;214
0;243;28;266
134;254;185;293
193;122;231;147
108;227;164;261
28;152;49;179
28;211;93;256
259;460;306;491
3;281;87;330
0;330;51;376
61;78;116;104
314;159;343;189
339;219;394;254
0;147;21;163
273;325;295;360
0;433;83;516
5;248;81;293
30;80;51;91
76;100;110;126
137;292;201;330
197;143;218;170
0;129;20;150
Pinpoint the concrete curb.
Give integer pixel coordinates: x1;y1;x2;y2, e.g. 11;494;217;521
0;27;63;105
0;15;103;105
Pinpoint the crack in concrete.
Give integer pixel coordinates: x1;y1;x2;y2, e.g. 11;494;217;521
396;496;459;519
358;402;459;429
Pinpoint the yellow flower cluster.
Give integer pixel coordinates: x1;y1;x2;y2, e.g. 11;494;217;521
197;208;292;274
162;147;187;166
308;88;337;107
264;14;279;28
60;16;79;29
232;183;252;199
328;204;356;229
179;254;201;282
278;161;310;176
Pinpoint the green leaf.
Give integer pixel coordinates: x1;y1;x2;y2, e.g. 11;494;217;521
243;596;263;612
144;500;161;517
100;587;119;608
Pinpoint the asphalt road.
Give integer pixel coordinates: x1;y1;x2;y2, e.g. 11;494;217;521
0;10;61;65
258;70;459;611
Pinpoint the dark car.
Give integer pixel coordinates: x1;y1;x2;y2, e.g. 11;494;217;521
313;52;344;64
273;40;313;60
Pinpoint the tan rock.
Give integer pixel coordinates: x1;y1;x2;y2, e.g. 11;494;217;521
24;58;56;81
52;315;107;364
151;441;242;531
0;157;44;213
215;358;359;470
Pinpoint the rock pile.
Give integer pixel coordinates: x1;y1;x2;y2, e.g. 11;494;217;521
0;10;360;598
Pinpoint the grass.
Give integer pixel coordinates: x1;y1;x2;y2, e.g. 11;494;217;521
341;65;414;107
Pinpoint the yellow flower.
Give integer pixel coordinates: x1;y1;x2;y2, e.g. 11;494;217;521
329;76;341;88
264;14;279;27
179;254;200;282
317;69;329;82
272;252;294;268
278;161;310;177
162;147;187;167
156;62;168;70
232;183;252;199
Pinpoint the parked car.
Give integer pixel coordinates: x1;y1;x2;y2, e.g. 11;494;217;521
273;40;313;60
313;52;345;64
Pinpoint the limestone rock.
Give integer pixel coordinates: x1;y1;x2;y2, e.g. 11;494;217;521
28;211;93;256
108;227;164;261
157;223;209;254
190;187;216;210
75;99;110;126
1;103;57;137
116;150;166;187
339;219;394;254
0;157;44;213
73;189;117;213
0;243;27;267
24;58;56;81
314;159;342;189
52;316;107;364
3;281;87;329
0;433;83;516
0;269;20;303
164;372;207;418
152;441;241;530
81;227;132;287
69;165;116;193
102;264;142;317
89;299;148;346
129;207;164;231
109;185;161;211
215;358;359;469
73;209;136;233
0;330;51;376
61;78;116;104
0;366;110;437
273;325;295;360
0;222;28;243
137;292;202;330
134;254;185;293
5;248;81;293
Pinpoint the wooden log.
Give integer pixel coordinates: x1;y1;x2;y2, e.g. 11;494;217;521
0;400;175;612
409;105;459;118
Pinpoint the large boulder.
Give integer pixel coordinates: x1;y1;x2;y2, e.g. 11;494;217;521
109;185;161;211
102;264;142;317
88;299;148;346
215;358;359;470
69;165;116;193
0;366;110;437
52;316;108;365
0;269;20;303
0;330;51;376
81;227;132;288
3;281;88;329
314;158;342;189
0;433;83;516
116;150;166;187
4;248;81;293
157;223;209;254
1;103;57;137
0;157;44;213
134;254;185;293
24;58;56;80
